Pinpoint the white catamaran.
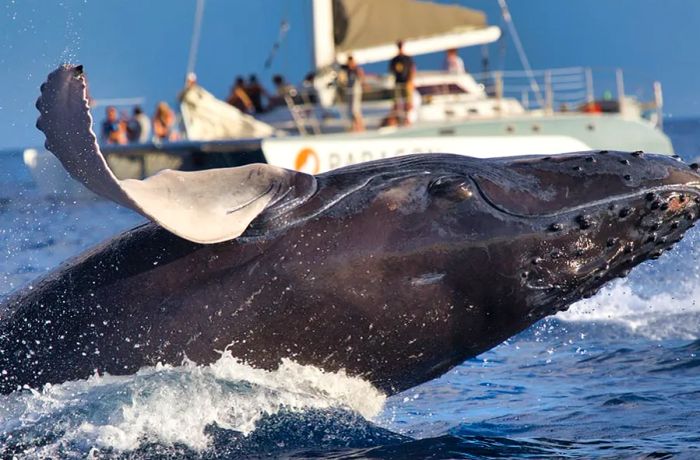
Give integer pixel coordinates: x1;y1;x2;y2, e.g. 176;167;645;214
25;0;673;195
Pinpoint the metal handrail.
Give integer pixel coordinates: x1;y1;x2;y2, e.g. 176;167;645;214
472;66;586;80
279;65;664;132
476;66;658;112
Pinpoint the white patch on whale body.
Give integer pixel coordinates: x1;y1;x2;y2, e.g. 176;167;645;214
410;273;446;286
377;177;430;213
0;352;385;454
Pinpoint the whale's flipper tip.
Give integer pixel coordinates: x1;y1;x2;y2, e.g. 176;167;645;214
36;64;130;204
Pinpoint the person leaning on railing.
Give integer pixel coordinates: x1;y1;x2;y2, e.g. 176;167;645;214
226;76;255;115
153;101;180;142
444;48;465;74
101;106;127;145
389;40;416;126
343;55;365;132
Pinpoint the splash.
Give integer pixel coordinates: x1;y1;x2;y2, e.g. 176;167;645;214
558;278;700;340
0;352;385;455
555;225;700;340
58;2;84;64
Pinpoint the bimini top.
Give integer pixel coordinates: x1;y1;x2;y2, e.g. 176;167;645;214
333;0;501;64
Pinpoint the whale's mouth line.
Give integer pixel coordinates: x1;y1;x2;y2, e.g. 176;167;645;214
470;177;700;219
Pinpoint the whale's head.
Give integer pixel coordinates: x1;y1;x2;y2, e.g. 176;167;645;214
282;150;700;393
329;151;700;335
469;151;700;316
410;151;700;322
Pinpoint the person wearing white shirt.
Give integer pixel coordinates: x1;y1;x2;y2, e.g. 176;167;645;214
444;48;465;73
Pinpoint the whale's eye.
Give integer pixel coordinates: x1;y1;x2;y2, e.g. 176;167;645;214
428;176;472;201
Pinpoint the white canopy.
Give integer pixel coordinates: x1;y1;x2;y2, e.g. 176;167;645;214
313;0;501;67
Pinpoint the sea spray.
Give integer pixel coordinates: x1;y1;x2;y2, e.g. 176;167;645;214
559;278;700;340
0;353;385;455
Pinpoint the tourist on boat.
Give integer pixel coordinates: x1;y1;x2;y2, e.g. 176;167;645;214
389;40;415;125
100;106;127;145
153;101;179;142
343;55;365;132
246;74;268;114
300;72;319;104
226;77;255;114
125;106;151;144
274;74;295;96
269;74;295;108
444;48;465;74
380;109;400;128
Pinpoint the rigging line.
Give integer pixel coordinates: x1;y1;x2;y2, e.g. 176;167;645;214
186;0;206;76
264;19;291;70
497;0;544;107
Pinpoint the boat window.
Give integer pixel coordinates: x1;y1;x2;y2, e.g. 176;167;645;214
416;84;468;96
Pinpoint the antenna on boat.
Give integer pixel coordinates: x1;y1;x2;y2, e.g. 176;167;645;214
497;0;544;107
186;0;206;76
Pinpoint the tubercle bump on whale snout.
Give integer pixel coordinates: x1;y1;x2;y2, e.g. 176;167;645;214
524;181;700;314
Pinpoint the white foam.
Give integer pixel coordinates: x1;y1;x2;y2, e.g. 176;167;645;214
554;227;700;340
559;278;700;340
0;352;385;454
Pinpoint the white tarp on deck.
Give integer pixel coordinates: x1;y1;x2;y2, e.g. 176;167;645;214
180;85;279;141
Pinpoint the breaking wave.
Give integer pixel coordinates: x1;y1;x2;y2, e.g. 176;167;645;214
0;352;386;457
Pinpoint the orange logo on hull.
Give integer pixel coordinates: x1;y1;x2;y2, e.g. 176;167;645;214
295;147;320;174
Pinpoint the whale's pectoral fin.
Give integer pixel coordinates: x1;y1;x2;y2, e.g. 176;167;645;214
118;165;299;243
36;64;314;244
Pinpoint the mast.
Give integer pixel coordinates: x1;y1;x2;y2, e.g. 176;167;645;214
186;0;206;76
311;0;335;70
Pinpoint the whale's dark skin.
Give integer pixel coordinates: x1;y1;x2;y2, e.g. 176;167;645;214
1;150;700;395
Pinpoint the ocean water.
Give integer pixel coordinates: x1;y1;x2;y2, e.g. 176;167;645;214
1;122;700;459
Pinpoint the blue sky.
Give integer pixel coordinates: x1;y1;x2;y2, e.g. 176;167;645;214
1;0;699;150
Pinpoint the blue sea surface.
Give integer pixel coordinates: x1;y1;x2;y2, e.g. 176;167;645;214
1;122;699;458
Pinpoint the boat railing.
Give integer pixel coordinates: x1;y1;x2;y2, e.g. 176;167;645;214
90;97;147;109
472;66;664;127
282;86;323;135
282;66;665;134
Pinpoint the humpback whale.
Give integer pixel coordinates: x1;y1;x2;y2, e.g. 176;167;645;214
1;65;699;395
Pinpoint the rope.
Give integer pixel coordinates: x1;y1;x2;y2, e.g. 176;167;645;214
264;20;291;70
497;0;544;107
